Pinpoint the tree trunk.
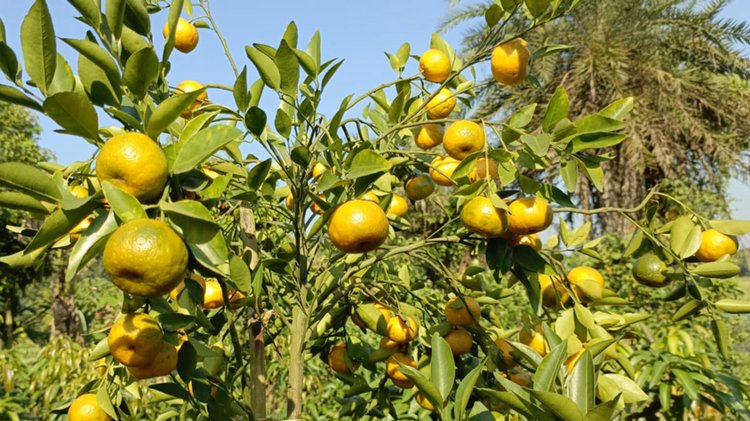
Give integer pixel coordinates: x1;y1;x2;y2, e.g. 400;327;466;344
49;251;82;341
286;304;307;420
251;321;267;419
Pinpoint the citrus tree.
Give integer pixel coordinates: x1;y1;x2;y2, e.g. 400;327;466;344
0;0;749;420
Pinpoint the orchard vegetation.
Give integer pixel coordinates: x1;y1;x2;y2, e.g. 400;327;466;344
0;0;749;420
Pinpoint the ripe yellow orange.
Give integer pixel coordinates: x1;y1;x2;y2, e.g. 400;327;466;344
285;193;294;210
520;326;546;356
391;378;414;389
405;174;435;201
468;158;498;182
444;328;473;355
70;217;93;240
361;191;379;203
416;124;444;150
494;338;517;368
445;296;481;327
68;393;111;421
107;313;164;367
375;303;392;323
69;185;89;198
380;337;403;350
419;49;452;83
430;156;461;186
312;162;329;179
426;88;456;119
328;343;358;373
95;358;107;377
567;266;605;304
444;120;485;160
461;196;509;238
509;233;542;250
387;194;409;218
695;229;738;262
103;219;188;297
491;38;529;86
387;315;419;344
415;392;435;411
385;353;416;382
162;17;199;53
327;200;389;253
203;278;224;309
169;274;206;301
127;341;178;379
175;80;208;119
95;132;168;203
507;197;553;235
538;274;568;308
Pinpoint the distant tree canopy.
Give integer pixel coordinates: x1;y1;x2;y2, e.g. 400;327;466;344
444;0;750;234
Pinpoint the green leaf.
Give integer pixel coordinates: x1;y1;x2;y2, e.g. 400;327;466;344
229;255;251;292
245;106;267;136
583;399;618;421
276;39;299;97
507;103;537;128
48;53;75;96
233;66;248;111
274;109;292;138
245;45;281;91
0;191;49;213
0;245;47;268
670;369;698;401
532;44;573;61
96;387;118;420
529;391;583;421
671;299;704;321
292;48;316;77
454;361;485;421
105;0;126;39
172;125;242;174
709;220;750;236
521;133;552;156
187;229;229;275
566;350;594;415
543;86;569;132
575;157;603;191
597;374;647;404
431;333;455;401
560;159;578;192
714;299;750;314
570;133;627;153
598;97;634;120
161;0;184;62
65;211;117;281
670;216;701;259
692;261;740;279
177;341;198;382
68;0;102;28
399;365;444;411
25;201;100;253
533;341;567;392
123;47;158;99
572;115;625;136
354;304;389;336
525;0;549;17
0;42;19;82
21;0;56;95
63;38;120;86
124;0;151;35
78;52;121;106
43;91;99;140
161;200;220;243
247;159;272;190
485;4;503;27
0;162;61;202
347;149;392;179
0;85;43;111
102;181;146;222
711;319;729;359
146;88;206;139
149;383;190;401
305;30;321;74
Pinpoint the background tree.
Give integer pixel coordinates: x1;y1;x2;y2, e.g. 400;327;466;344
443;0;750;235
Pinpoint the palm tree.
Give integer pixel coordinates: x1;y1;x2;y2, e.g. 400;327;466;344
443;0;750;235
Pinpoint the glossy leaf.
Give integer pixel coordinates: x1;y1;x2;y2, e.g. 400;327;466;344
566;350;594;415
65;211;118;281
233;66;248;111
454;361;484;420
172;125;243;174
68;0;102;28
529;391;583;421
146;88;206;139
398;365;444;410
0;85;43;111
78;52;121;106
711;319;729;359
0;191;49;213
245;45;281;91
43;91;99;140
543;86;569;132
101;181;146;222
533;340;567;392
123;47;158;98
714;299;750;314
63;38;121;85
0;42;19;82
245;106;267;136
25;201;100;253
0;162;61;202
597;374;648;404
105;0;126;39
692;261;740;279
431;333;455;401
161;200;220;243
670;216;701;259
598;97;634;120
709;219;750;236
21;0;56;95
247;159;272;190
276;39;299;97
347;149;392;179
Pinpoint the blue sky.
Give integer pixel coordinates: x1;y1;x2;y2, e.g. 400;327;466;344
2;1;749;219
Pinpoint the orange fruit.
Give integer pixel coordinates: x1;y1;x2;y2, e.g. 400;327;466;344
444;328;473;355
520;326;546;356
508;197;553;235
444;120;485;160
162;17;199;53
498;368;531;390
416;124;444;150
203;278;224;309
415;392;435;411
445;296;481;327
379;337;403;350
632;254;669;287
419;49;451;83
491;38;529;86
494;338;517;368
695;229;737;262
385;353;416;382
567;266;605;303
95;132;168;203
69;185;89;198
461;196;509;238
95;358;107;377
68;393;111;421
328;200;389;253
328;343;358;373
103;219;188;297
387;315;419;343
361;191;379;203
127;341;178;379
175;80;208;119
405;174;435;201
468;157;498;182
507;233;542;251
391;378;414;389
107;313;164;367
70;217;93;240
426;88;456;119
429;156;460;186
387;194;409;218
285;193;295;210
538;274;568;308
169;274;206;301
312;162;329;179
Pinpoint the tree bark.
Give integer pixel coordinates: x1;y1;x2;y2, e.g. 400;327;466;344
250;321;267;419
286;304;307;420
